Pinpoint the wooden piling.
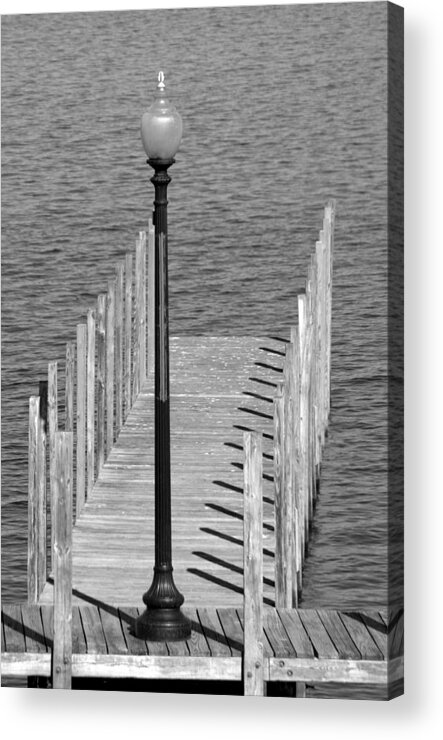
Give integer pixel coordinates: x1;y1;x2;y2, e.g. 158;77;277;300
243;431;264;696
115;263;124;435
28;396;46;604
106;279;115;456
76;324;87;517
273;383;286;608
86;308;95;495
97;294;106;472
124;252;133;421
65;340;75;433
48;361;58;573
52;431;73;689
283;349;295;606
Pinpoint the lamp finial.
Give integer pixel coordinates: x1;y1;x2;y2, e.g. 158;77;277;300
157;71;165;92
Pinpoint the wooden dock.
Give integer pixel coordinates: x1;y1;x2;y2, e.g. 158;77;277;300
38;336;282;608
2;603;403;689
1;202;404;695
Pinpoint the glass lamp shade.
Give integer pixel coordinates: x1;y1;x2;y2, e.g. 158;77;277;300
141;72;182;160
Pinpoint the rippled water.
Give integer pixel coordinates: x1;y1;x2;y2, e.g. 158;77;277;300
2;1;394;643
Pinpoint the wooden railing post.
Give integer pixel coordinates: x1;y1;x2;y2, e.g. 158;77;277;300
48;361;58;573
28;395;46;603
115;262;124;436
76;323;87;517
273;383;286;607
52;431;73;689
65;340;75;434
97;294;106;472
86;308;95;495
124;252;133;420
283;350;295;606
243;431;264;696
106;279;115;456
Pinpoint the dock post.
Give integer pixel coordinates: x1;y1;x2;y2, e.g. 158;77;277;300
243;431;264;696
86;308;96;495
28;395;46;605
115;262;124;435
52;431;73;689
76;324;87;517
124;251;133;421
273;383;287;607
48;361;58;573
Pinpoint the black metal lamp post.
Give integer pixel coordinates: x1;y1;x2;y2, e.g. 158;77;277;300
134;72;191;641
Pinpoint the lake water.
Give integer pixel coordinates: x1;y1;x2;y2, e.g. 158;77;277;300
1;3;399;696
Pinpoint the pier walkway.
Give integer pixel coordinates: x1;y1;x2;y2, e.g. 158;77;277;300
38;335;282;608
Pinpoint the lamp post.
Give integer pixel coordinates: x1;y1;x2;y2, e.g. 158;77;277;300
134;72;191;641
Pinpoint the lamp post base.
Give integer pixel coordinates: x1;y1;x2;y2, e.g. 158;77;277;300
134;606;191;641
133;566;192;641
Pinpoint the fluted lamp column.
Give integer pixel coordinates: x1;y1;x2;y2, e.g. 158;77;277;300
134;71;191;641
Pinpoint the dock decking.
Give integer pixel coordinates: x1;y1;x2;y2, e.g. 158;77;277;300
39;336;283;607
1;603;403;689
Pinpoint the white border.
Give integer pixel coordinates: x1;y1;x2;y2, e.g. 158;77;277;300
1;0;442;738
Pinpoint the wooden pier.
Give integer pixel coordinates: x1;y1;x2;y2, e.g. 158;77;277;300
1;202;404;696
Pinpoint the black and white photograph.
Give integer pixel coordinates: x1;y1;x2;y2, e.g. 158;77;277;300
2;0;404;706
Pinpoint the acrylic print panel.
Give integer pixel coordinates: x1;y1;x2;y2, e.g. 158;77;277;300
1;2;403;697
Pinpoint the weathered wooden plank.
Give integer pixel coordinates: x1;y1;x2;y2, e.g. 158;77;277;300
196;608;231;657
76;324;87;516
86;308;96;493
389;609;404;658
217;608;244;657
317;609;361;659
297;610;340;660
52;432;73;688
118;607;148;655
99;607;128;655
277;609;315;658
70;654;241;681
1;654;51;677
72;606;87;654
166;638;189;657
243;431;264;695
20;605;47;653
2;605;26;653
268;657;391;684
263;609;296;658
339;611;384;660
145;631;169;657
182;607;211;657
358;610;388;659
79;604;107;654
39;604;53;649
